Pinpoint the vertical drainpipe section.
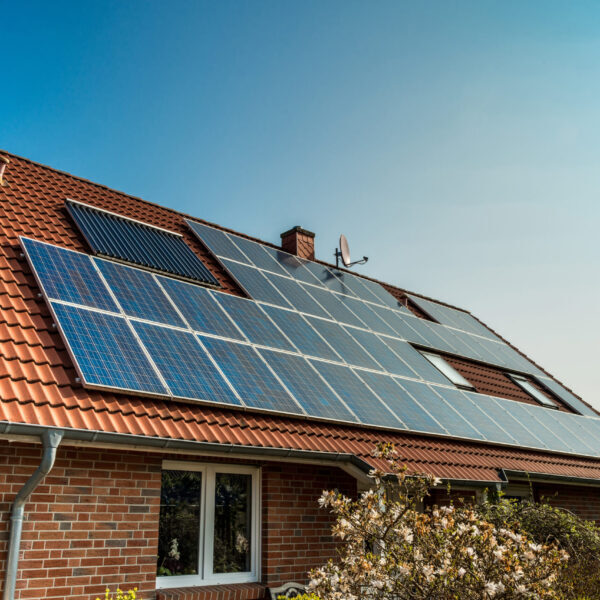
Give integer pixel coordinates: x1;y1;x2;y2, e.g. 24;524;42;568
3;430;64;600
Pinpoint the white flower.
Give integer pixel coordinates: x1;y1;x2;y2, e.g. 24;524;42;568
484;582;499;596
168;538;180;561
457;567;466;577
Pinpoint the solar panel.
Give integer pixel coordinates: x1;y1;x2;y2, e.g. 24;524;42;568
355;371;445;434
133;322;241;405
262;272;331;318
306;317;381;370
379;337;453;385
186;220;251;264
327;269;383;303
405;317;456;354
300;262;350;294
67;201;219;285
338;296;398;336
399;380;484;440
259;349;358;422
344;328;416;377
260;305;341;361
199;336;303;415
157;276;244;340
355;277;406;310
464;391;546;449
95;259;185;328
302;285;365;327
21;237;118;312
432;387;517;445
310;360;403;428
260;246;323;285
407;294;500;341
536;377;598;417
213;292;295;351
375;311;429;344
51;302;166;394
220;259;291;308
228;235;288;276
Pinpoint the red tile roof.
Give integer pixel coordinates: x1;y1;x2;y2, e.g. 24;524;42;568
1;150;599;483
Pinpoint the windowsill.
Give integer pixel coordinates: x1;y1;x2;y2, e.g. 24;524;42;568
156;582;267;600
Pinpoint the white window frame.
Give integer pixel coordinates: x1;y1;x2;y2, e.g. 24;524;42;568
156;461;261;589
420;351;475;390
508;373;558;409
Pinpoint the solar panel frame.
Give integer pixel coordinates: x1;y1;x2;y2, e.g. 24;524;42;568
262;272;331;318
133;321;243;406
302;285;365;327
536;377;598;417
259;349;359;423
259;245;324;285
338;296;398;336
213;292;296;352
94;258;186;328
67;200;219;286
20;237;119;313
227;234;289;276
186;220;251;264
50;301;167;395
305;317;381;370
199;335;304;415
156;276;245;340
220;259;292;308
260;305;342;361
309;360;403;428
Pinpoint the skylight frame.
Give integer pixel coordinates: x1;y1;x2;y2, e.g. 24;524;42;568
508;373;559;409
420;351;475;390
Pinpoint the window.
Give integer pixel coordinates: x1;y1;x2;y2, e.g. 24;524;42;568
420;351;475;390
157;462;260;588
508;374;558;408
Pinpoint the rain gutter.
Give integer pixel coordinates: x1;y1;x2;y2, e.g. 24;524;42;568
500;468;600;488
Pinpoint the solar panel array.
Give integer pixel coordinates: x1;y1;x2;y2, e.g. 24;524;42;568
21;235;600;459
66;200;219;286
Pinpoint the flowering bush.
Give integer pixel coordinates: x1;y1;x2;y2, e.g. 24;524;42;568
309;443;569;599
95;587;138;600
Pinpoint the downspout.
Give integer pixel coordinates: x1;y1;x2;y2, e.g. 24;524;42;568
3;429;63;600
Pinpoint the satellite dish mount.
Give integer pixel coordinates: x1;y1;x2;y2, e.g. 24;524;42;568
335;234;368;269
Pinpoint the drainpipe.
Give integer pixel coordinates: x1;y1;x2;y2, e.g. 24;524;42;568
3;429;63;600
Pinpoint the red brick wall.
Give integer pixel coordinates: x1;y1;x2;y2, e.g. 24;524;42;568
0;442;356;599
534;483;600;523
261;463;356;587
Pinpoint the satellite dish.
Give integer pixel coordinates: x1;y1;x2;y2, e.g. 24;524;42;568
334;234;368;269
339;234;351;267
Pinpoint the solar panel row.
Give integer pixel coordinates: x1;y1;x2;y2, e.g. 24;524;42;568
21;236;599;459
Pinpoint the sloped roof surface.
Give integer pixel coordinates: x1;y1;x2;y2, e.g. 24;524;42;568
1;150;598;482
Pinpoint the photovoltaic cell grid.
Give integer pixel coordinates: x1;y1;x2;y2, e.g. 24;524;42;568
21;236;600;461
67;200;219;286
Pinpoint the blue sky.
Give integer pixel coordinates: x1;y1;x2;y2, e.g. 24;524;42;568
3;1;599;407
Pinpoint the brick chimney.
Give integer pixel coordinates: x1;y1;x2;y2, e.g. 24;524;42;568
280;226;315;261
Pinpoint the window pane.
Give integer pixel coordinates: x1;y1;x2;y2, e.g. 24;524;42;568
158;470;202;577
421;351;474;389
213;473;252;574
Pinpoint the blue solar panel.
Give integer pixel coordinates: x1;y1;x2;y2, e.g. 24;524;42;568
213;293;295;351
344;328;416;377
379;337;452;385
95;259;185;327
398;380;484;440
260;246;324;285
261;306;341;361
339;297;398;336
66;201;219;285
310;360;403;428
262;272;330;318
21;237;118;312
220;259;291;308
464;391;546;449
300;262;352;294
51;302;166;394
355;277;405;310
406;318;456;354
198;336;302;414
328;269;382;302
305;317;380;370
302;285;364;327
157;276;244;340
561;414;600;454
133;322;241;405
431;387;515;444
356;371;446;434
228;235;288;276
260;349;358;422
382;313;430;344
186;220;251;264
320;268;360;297
537;377;598;417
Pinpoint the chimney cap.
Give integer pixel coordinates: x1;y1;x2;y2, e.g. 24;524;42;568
280;225;315;239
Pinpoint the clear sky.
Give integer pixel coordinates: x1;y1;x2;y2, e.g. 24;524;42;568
3;1;599;407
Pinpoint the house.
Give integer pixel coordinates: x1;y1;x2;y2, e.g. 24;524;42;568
1;150;600;600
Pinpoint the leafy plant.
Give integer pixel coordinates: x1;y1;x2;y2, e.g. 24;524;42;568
95;588;138;600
